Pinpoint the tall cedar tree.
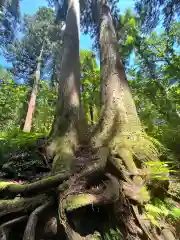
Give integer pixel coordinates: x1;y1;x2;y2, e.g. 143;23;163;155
0;0;177;240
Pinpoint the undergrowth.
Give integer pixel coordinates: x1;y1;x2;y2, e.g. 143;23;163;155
145;198;180;226
0;129;48;179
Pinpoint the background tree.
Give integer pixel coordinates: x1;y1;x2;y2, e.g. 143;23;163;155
135;0;180;32
80;50;100;125
7;7;56;131
0;68;57;133
0;0;20;50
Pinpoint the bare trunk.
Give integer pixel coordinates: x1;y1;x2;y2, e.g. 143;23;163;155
23;43;44;132
47;0;87;173
91;2;176;239
50;57;59;92
93;1;141;149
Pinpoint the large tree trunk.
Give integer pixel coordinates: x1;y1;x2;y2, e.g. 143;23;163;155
47;0;88;173
23;43;44;132
0;1;178;240
93;0;146;173
94;1;141;145
92;1;176;239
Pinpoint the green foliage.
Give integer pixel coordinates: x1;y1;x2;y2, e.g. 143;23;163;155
125;22;180;163
103;228;123;240
145;198;180;226
0;3;179;233
0;70;28;131
135;0;180;32
33;80;57;133
80;50;100;124
0;130;44;149
0;0;20;47
118;9;139;66
7;6;55;81
0;71;56;133
0;130;47;178
130;76;180;162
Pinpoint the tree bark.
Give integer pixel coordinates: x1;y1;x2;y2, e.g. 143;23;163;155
23;42;44;132
47;0;88;173
0;1;178;240
93;0;141;150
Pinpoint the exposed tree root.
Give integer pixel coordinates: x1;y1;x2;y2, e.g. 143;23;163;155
76;146;109;179
56;172;120;240
161;226;176;240
108;155;132;182
132;205;157;240
59;192;83;240
23;199;54;240
0;227;10;240
64;173;120;211
0;216;28;240
0;170;71;197
108;151;176;240
0;215;28;229
0;144;177;240
56;146;109;193
123;181;150;204
0;194;48;218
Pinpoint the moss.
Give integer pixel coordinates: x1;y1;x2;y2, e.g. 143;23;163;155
116;148;138;174
51;138;74;173
133;176;144;185
0;194;47;217
123;182;150;204
0;171;70;195
65;194;97;211
0;131;47;177
112;132;160;164
139;186;150;203
0;181;17;190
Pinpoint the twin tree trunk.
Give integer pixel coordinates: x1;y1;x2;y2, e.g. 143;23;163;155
23;43;44;132
0;0;177;240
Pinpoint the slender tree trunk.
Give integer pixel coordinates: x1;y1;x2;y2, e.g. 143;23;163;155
23;43;44;132
50;57;58;92
47;0;88;173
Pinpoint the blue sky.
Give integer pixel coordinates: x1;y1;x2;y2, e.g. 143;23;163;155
0;0;135;67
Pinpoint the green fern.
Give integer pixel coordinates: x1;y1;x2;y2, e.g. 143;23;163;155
145;198;180;226
103;228;123;240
